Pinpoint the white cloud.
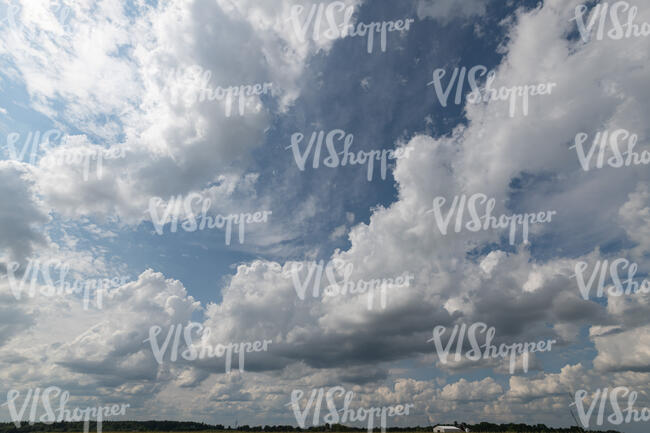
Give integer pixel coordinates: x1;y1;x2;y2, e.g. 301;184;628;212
440;377;503;401
0;161;49;262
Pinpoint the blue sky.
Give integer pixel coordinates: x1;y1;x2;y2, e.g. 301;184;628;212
1;1;650;432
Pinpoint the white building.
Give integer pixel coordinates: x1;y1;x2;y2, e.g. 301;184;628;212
433;426;464;433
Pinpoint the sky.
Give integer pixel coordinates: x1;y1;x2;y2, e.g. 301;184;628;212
0;0;649;432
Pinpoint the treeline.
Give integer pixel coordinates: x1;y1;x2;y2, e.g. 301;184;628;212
465;422;620;432
0;421;622;433
0;422;220;433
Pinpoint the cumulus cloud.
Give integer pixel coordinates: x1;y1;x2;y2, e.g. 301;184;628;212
0;161;49;262
0;0;362;230
440;377;503;401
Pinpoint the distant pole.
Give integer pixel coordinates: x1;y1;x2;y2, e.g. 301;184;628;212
567;391;585;432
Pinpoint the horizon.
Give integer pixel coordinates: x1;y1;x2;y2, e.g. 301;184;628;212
0;419;615;432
